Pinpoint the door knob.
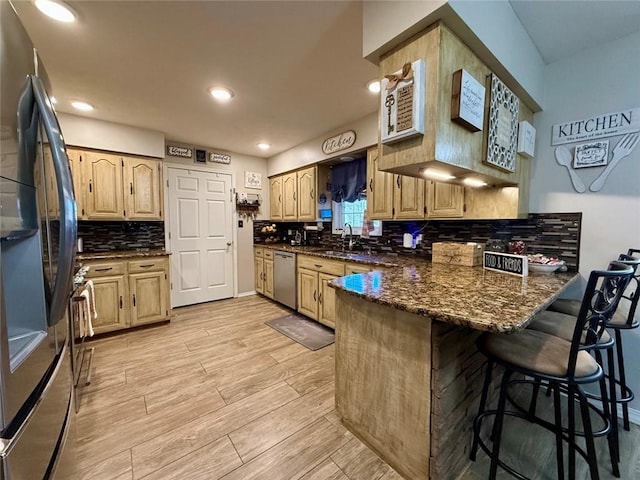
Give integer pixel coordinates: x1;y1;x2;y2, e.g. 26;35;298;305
226;241;232;246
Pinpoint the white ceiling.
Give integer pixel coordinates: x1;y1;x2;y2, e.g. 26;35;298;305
12;1;640;160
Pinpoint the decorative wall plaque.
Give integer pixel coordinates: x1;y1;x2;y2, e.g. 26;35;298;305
483;251;528;277
209;152;231;164
166;145;193;158
380;59;425;144
322;130;356;155
551;107;639;146
195;149;207;164
485;74;520;172
573;140;609;168
244;171;262;189
517;121;536;158
451;69;485;132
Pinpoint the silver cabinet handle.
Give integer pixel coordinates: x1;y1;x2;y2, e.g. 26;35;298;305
31;76;77;327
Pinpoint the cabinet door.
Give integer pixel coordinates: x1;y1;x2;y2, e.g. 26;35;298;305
255;257;264;294
297;268;318;320
297;166;316;221
270;176;283;221
263;259;274;299
426;181;464;218
318;273;337;329
67;149;86;219
129;270;168;326
282;172;298;220
367;148;394;220
394;175;425;219
84;151;124;219
90;274;128;334
124;157;161;219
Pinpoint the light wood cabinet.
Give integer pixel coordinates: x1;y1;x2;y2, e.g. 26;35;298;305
269;165;320;221
282;173;298;221
84;256;170;334
394;174;426;219
253;247;274;299
123;157;162;219
345;263;372;275
67;147;163;221
366;147;394;220
296;255;345;328
318;272;338;328
426;181;464;218
269;177;283;221
84;150;124;219
296;166;316;221
297;268;319;320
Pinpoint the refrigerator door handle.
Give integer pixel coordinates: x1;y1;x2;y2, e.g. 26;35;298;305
30;75;77;327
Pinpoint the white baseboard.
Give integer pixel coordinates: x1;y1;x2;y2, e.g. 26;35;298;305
622;406;640;426
237;290;257;298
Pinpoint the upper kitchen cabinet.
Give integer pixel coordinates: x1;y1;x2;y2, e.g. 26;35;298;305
377;22;534;218
270;165;323;222
69;147;163;221
296;166;316;221
366;147;394;220
269;176;283;221
426;181;464;218
123;157;162;219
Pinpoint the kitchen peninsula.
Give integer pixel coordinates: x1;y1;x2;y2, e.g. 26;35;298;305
330;264;578;480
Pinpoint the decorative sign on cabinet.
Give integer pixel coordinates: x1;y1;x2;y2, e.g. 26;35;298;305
450;69;485;132
484;73;520;173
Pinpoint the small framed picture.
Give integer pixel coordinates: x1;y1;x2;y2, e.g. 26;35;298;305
195;149;207;164
245;171;262;189
573;141;609;168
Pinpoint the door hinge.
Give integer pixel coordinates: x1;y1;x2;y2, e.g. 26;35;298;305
424;206;427;215
170;282;173;290
168;231;171;240
166;179;169;188
392;207;395;216
463;203;467;212
121;159;124;167
123;209;126;216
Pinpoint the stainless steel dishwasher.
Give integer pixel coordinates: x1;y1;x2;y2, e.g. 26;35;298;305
274;250;296;309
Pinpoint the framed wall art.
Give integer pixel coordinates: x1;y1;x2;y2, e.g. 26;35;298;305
485;74;520;172
573;140;609;168
244;171;262;189
380;59;425;144
451;69;485;132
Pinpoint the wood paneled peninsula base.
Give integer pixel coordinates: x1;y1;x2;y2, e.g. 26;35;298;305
330;264;578;480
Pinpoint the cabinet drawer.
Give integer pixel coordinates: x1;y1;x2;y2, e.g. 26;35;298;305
254;247;264;258
85;261;126;277
128;257;168;273
298;255;345;276
263;249;274;260
345;263;372;275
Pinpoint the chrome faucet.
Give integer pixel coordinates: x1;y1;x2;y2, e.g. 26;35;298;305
341;223;355;250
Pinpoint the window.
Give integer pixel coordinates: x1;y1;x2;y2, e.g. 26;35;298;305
332;198;382;236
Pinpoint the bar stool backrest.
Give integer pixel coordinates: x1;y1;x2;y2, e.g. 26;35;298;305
569;261;634;378
616;252;640;327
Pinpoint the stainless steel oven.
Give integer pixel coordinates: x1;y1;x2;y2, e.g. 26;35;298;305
1;2;77;478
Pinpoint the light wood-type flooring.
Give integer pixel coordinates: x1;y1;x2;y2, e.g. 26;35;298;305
71;295;640;480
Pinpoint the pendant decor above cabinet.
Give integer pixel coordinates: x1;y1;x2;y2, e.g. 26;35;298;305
380;59;425;145
484;74;520;173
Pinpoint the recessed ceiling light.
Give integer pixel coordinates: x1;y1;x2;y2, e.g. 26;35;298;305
209;87;234;101
35;0;76;23
463;178;488;188
257;143;270;150
422;168;455;181
49;96;57;104
71;101;94;112
367;80;381;94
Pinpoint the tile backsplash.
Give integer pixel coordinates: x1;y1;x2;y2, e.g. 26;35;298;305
254;213;582;271
78;221;165;252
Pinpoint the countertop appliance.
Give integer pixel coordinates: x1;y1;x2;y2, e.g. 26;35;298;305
274;250;296;310
1;2;78;478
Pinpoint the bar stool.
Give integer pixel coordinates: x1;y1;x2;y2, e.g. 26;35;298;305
548;250;640;433
470;262;634;480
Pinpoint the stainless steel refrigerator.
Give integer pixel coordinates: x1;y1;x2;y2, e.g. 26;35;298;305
1;1;77;478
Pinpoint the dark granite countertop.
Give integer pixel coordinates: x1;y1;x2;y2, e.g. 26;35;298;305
329;264;579;333
256;243;402;268
77;249;170;261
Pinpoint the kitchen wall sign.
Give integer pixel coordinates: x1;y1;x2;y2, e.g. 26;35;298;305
451;69;485;132
483;251;528;277
551;107;640;146
517;121;536;158
166;145;193;159
485;74;520;172
573;140;609;168
210;152;231;164
195;149;207;164
380;59;425;144
244;171;262;189
322;130;356;155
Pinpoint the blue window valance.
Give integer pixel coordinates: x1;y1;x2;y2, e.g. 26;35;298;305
330;157;367;203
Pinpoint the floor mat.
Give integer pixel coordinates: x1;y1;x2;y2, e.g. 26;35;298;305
265;314;335;351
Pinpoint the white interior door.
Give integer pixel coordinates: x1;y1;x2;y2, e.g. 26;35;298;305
167;167;234;307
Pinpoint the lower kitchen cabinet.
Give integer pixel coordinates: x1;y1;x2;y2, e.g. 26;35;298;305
318;273;338;328
297;268;318;319
254;247;274;299
296;255;345;329
84;255;170;335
